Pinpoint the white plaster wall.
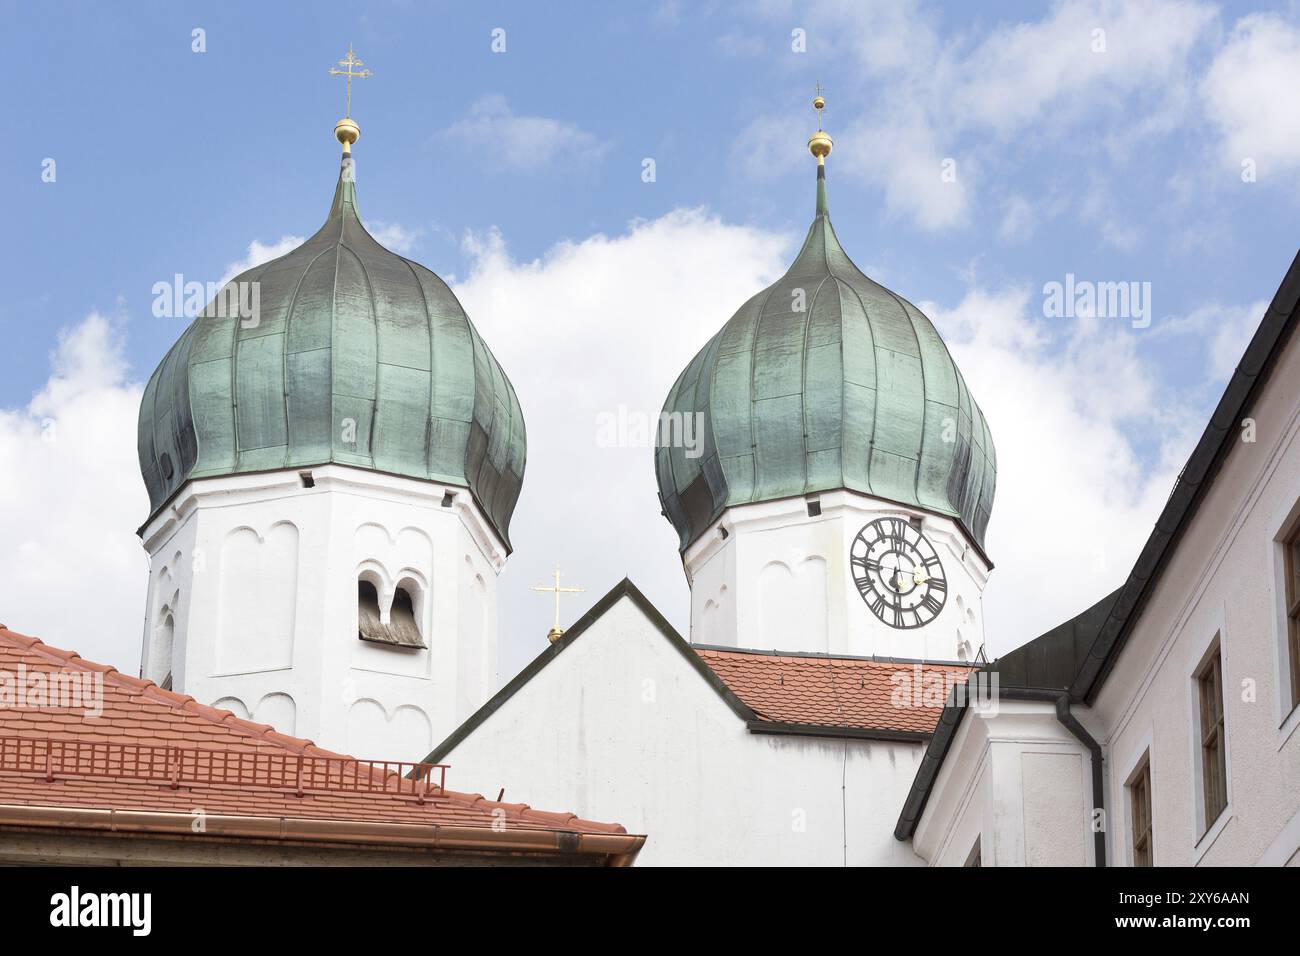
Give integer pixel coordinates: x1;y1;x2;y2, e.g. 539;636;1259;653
685;490;990;661
915;701;1093;866
439;594;928;866
1096;326;1300;867
139;465;505;763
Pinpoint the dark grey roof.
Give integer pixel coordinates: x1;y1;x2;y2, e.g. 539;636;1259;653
895;247;1300;842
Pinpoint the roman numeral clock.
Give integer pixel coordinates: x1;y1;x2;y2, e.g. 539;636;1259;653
850;517;947;630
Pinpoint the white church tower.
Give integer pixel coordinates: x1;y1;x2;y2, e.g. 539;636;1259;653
134;98;526;762
655;95;996;663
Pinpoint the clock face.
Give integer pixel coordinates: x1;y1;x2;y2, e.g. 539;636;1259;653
850;517;947;629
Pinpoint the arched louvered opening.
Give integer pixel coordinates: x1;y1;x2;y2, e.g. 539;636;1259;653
388;585;424;648
158;612;174;690
358;579;384;643
357;576;426;650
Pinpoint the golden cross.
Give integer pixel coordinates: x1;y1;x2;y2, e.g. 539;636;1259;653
531;566;585;635
329;44;373;118
813;81;826;130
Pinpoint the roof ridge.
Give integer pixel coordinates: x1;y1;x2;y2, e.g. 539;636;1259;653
693;644;975;669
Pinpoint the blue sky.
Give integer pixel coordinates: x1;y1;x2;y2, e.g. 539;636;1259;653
4;0;1300;679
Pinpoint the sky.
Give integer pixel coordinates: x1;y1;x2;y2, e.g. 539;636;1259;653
2;0;1299;684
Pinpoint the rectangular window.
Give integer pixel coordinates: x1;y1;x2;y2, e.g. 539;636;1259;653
1195;649;1228;832
1128;755;1153;867
1285;524;1300;712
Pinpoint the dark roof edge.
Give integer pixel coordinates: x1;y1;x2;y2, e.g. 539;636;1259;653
692;644;973;667
422;578;758;764
1074;248;1300;703
747;720;932;743
893;682;972;840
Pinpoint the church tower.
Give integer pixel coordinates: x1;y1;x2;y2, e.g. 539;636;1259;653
654;93;996;663
135;58;526;761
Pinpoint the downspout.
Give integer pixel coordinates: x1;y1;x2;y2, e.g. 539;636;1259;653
1001;688;1106;867
1053;694;1106;868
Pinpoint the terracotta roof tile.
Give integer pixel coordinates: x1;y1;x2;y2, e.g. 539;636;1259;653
695;647;974;735
0;626;627;837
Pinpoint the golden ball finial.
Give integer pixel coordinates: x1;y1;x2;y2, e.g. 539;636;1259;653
808;129;833;163
547;626;565;644
335;117;360;153
809;88;832;164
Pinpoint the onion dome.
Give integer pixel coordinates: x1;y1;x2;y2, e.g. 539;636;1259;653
138;119;526;548
655;93;995;553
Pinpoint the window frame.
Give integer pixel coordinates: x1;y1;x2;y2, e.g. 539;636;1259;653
1194;643;1228;836
1269;492;1300;746
1126;753;1153;867
1283;519;1300;716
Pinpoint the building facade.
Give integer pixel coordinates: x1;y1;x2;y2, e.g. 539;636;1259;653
898;250;1300;867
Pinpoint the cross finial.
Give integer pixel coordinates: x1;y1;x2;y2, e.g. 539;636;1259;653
813;82;826;130
329;44;373;118
531;566;585;644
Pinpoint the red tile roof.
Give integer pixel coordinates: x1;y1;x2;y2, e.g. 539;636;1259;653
0;626;631;842
695;647;974;735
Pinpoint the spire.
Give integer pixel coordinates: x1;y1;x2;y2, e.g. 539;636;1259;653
329;44;373;155
807;84;833;217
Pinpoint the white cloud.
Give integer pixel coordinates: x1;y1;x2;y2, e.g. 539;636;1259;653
923;286;1207;654
739;0;1217;233
1079;180;1141;251
453;210;792;677
715;32;765;57
2;211;1254;684
1157;298;1270;382
842;120;971;231
0;314;148;672
1202;13;1300;179
442;95;607;171
218;235;303;287
947;0;1213;136
365;220;421;254
998;195;1038;243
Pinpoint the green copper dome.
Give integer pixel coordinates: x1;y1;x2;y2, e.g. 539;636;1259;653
655;167;996;553
138;153;526;547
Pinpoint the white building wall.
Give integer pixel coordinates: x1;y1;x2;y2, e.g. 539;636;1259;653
685;490;990;661
1095;327;1300;867
914;309;1300;867
915;701;1095;866
438;593;928;866
138;465;506;762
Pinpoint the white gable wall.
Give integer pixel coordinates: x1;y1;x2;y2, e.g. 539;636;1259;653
438;593;927;866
